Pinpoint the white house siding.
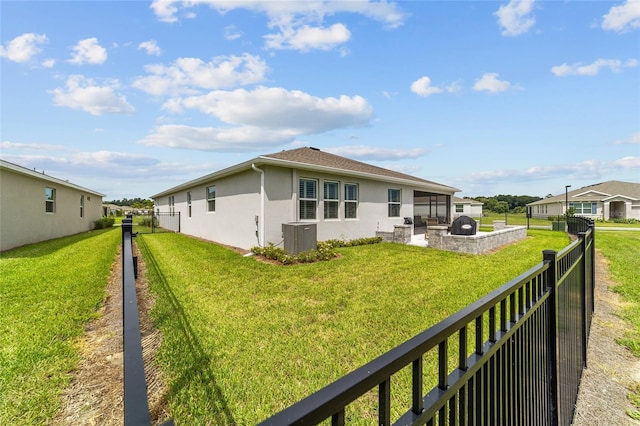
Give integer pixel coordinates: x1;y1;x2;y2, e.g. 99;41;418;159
157;165;432;250
0;166;103;251
157;170;263;250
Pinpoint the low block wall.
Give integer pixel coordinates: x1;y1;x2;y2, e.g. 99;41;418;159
376;224;412;244
428;225;527;254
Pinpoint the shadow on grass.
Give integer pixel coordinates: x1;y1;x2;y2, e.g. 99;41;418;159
139;237;236;425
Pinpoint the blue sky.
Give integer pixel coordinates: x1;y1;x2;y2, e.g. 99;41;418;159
1;0;638;201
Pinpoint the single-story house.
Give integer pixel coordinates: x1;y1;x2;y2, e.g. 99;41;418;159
150;147;460;250
0;159;105;251
452;196;484;218
527;180;640;221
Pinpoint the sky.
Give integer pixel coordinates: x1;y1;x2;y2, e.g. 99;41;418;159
1;0;639;201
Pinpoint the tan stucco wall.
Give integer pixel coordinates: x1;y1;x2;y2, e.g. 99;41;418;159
0;169;103;251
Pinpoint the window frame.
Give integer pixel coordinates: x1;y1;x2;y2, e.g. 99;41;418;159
323;180;340;220
206;185;216;212
344;183;358;219
187;191;192;218
570;201;597;215
388;188;401;217
455;204;464;213
45;187;56;213
299;178;318;221
80;195;84;218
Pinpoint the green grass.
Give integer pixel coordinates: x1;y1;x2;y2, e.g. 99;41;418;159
594;232;640;422
138;229;570;424
0;229;121;424
479;212;640;228
595;232;640;356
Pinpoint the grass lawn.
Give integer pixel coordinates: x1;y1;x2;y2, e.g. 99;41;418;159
479;212;640;229
596;231;640;419
0;228;121;424
596;232;640;355
138;229;571;424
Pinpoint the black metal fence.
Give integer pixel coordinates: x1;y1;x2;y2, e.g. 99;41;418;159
567;216;594;236
122;218;151;425
130;211;180;234
122;217;174;426
260;225;595;425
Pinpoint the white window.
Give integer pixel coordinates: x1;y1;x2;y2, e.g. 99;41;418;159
388;189;401;217
187;191;192;218
344;183;358;219
324;181;339;219
455;204;464;213
80;195;84;218
45;187;55;213
169;196;175;215
207;186;216;212
570;202;597;215
299;178;317;220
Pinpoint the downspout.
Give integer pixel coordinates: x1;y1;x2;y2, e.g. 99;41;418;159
251;164;265;246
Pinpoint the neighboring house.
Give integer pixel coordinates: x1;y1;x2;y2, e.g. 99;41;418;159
102;204;136;216
150;147;460;250
452;196;484;218
527;180;640;221
0;159;104;251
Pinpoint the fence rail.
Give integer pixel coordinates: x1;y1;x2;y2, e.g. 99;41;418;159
122;216;174;426
260;225;595;426
122;217;151;425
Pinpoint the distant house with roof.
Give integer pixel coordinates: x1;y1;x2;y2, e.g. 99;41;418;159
150;147;460;250
527;180;640;221
0;159;105;251
452;196;484;218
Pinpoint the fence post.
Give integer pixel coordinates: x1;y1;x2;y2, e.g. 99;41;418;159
543;249;560;426
579;232;588;368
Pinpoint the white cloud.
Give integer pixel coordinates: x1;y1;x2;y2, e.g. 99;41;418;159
132;53;269;96
495;0;536;36
69;38;107;65
458;156;640;186
410;76;443;97
177;86;372;134
0;141;67;151
551;58;638;76
138;124;295;151
264;23;351;51
42;58;56;68
224;25;242;41
140;87;372;151
0;33;48;63
326;145;428;161
150;0;406;28
473;73;512;93
150;0;405;52
138;40;162;56
51;75;135;115
613;132;640;145
602;0;640;32
410;77;461;97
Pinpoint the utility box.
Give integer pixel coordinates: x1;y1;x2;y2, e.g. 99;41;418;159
282;222;317;255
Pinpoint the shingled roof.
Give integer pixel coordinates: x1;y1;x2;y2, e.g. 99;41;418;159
528;180;640;205
151;146;459;198
261;147;451;188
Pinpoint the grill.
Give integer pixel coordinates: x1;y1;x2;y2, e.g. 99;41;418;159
450;215;477;235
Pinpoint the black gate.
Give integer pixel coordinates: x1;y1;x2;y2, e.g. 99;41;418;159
131;211;180;234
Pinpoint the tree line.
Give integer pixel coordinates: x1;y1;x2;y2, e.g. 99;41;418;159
104;197;154;209
468;195;542;214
